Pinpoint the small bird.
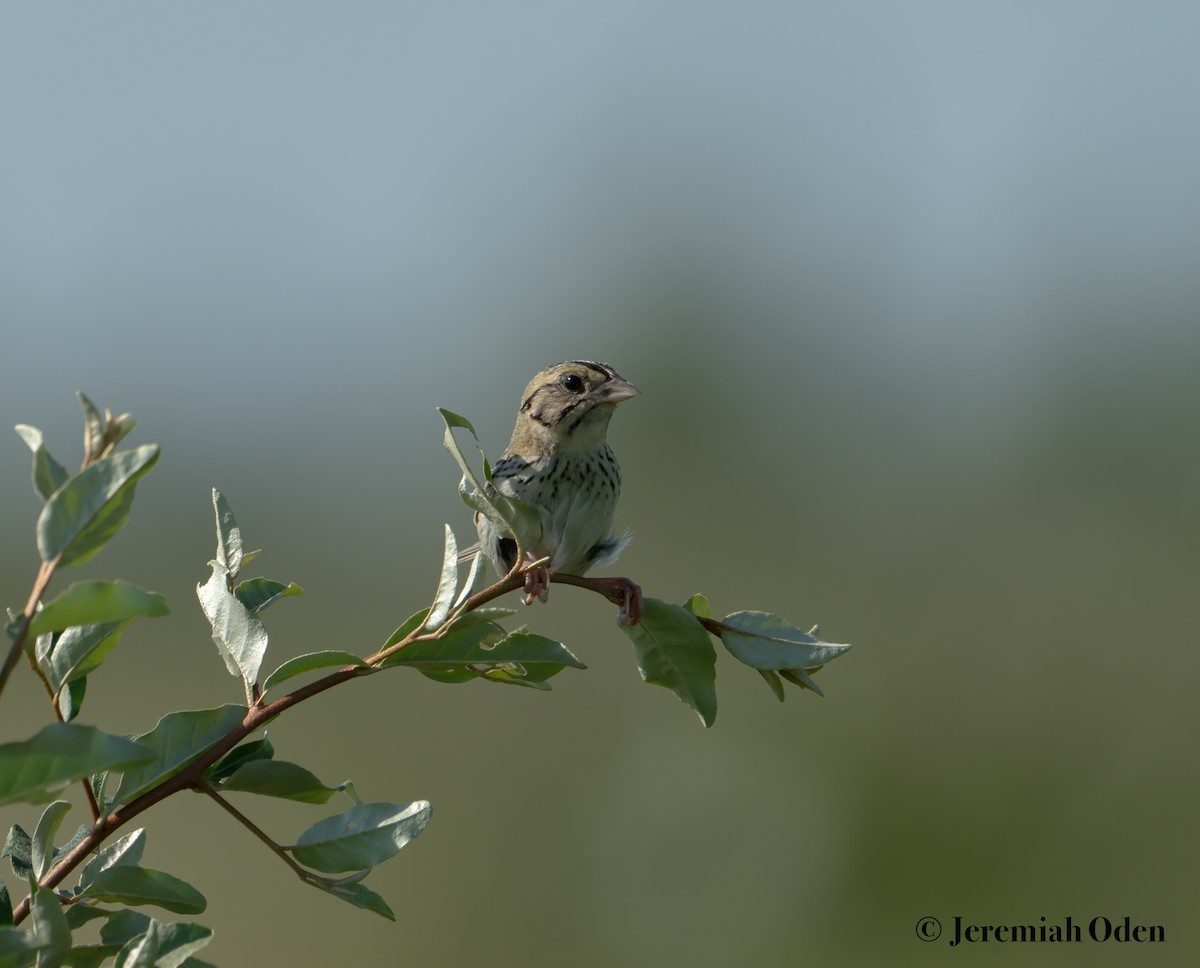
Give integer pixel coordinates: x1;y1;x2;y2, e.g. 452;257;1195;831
474;360;643;625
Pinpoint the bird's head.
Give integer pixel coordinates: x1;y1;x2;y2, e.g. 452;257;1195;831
508;360;638;456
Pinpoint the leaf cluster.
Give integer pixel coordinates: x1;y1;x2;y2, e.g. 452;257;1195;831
0;394;851;965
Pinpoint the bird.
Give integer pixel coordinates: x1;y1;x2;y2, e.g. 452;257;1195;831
472;360;643;625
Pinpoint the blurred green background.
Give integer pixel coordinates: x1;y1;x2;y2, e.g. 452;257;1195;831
2;2;1196;964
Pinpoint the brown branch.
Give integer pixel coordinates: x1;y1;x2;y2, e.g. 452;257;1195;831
198;781;317;884
0;560;57;699
11;566;628;924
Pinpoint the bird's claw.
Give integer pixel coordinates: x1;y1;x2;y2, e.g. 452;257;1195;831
592;576;643;626
522;564;550;606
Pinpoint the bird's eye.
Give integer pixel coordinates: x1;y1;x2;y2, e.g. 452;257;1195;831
560;373;585;393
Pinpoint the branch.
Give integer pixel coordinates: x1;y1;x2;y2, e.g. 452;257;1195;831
197;781;317;885
0;560;57;699
11;567;626;923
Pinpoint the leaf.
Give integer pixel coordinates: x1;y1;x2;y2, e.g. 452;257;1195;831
233;578;303;614
0;925;41;962
204;737;274;782
39;622;128;694
196;563;269;686
83;867;207;915
142;921;213;968
718;611;851;671
437;408;540;553
444;607;519;630
219;760;338;803
13;424;69;500
61;943;112;968
30;581;169;636
3;825;32;879
780;667;825;696
115;920;160;968
78;829;146;891
28;880;71;968
757;669;787;702
452;547;486;608
64;905;110;931
31;801;71;880
619;598;718;727
57;676;88;721
0;725;154;807
211;489;243;579
37;444;160;567
290;801;432;874
112;705;248;807
683;593;713;619
78;391;106;462
380;609;429;650
99;910;151;947
423;524;459;631
384;623;585;687
313;874;395;920
262;651;366;692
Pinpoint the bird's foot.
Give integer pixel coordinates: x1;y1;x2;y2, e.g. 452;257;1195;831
591;576;644;626
521;563;550;606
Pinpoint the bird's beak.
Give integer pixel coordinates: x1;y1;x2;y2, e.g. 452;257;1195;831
595;377;640;404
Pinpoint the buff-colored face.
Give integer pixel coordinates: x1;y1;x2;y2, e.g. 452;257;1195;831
508;361;638;454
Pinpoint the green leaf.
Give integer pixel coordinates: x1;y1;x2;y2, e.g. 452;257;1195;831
261;651;366;692
99;910;151;947
219;760;338;803
64;905;110;932
115;921;160;968
619;598;718;727
291;801;432;874
444;607;519;630
453;546;487;608
313;874;395;920
83;867;206;915
204;737;274;782
210;489;243;579
31;801;71;881
683;593;713;619
3;825;32;879
37;444;160;567
385;624;585;688
0;876;9;926
779;667;825;696
57;676;89;722
757;668;787;702
233;578;304;615
424;524;459;630
196;563;269;686
14;424;69;500
141;921;213;968
112;705;248;807
78;391;106;462
28;880;71;968
718;611;851;671
39;622;127;694
78;829;146;891
0;725;154;807
437;407;541;554
61;943;113;968
0;925;41;961
380;609;429;649
30;581;169;636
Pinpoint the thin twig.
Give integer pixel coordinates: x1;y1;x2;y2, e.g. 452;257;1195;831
197;781;316;883
0;560;57;699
